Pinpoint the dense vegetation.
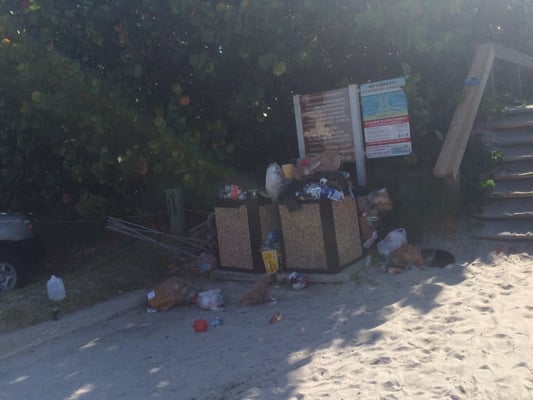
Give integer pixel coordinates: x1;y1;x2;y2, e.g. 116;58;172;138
0;0;532;216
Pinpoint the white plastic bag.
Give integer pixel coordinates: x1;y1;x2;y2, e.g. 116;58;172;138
265;163;286;200
377;228;407;257
196;289;224;311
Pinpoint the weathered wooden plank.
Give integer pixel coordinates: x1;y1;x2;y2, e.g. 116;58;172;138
493;44;533;69
433;43;495;180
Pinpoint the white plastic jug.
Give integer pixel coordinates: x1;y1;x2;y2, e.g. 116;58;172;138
47;275;66;301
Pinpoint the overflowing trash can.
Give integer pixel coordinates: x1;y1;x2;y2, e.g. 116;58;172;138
214;196;276;273
278;196;362;273
213;155;365;275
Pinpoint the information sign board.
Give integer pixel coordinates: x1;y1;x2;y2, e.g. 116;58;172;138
293;86;366;186
360;77;412;159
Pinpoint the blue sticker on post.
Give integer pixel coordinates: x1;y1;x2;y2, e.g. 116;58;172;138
464;76;482;87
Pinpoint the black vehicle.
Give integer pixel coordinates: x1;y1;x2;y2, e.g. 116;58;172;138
0;212;45;291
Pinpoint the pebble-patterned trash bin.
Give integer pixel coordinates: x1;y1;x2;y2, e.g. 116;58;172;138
215;198;276;273
278;197;363;273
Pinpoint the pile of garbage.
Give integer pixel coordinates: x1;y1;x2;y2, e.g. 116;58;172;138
375;228;424;273
146;277;225;312
146;274;303;333
265;151;354;202
215;151;354;208
357;187;393;248
145;276;308;332
356;188;428;273
214;150;430;275
146;267;311;311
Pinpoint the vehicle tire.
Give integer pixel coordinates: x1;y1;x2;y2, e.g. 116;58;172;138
0;252;24;292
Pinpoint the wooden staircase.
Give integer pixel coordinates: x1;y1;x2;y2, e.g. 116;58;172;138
472;106;533;240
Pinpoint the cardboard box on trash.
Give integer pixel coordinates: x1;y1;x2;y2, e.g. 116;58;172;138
261;249;281;274
146;276;193;311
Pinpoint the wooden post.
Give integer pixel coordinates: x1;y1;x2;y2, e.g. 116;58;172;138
166;187;185;235
517;65;522;99
444;172;461;193
433;43;496;189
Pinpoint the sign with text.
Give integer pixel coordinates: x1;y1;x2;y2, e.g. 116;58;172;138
360;77;412;159
293;86;367;186
294;88;358;162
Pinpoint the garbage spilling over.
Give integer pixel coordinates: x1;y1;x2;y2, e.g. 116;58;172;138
104;149;457;333
357;187;393;249
159;150;453;279
265;162;288;200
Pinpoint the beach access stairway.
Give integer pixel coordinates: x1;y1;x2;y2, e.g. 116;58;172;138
472;106;533;240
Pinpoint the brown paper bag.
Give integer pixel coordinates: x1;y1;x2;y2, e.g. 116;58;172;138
389;244;424;268
147;276;193;311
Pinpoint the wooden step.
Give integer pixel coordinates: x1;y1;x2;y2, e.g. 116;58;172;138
474;127;533;146
497;145;533;162
491;179;533;197
479;108;533;129
471;105;533;242
504;105;533;114
475;197;533;219
492;162;533;179
471;219;533;240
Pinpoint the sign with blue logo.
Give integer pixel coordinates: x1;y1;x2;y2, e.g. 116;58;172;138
360;77;412;159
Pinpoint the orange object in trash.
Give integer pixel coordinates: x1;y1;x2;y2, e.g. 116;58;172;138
282;164;296;180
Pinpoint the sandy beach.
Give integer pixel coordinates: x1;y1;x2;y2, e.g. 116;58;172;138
195;229;533;400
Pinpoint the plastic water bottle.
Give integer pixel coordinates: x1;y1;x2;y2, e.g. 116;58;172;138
47;275;66;301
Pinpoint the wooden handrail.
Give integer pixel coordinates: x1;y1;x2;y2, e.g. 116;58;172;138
433;42;533;188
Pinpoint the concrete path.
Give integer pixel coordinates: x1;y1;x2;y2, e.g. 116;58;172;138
0;289;145;362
